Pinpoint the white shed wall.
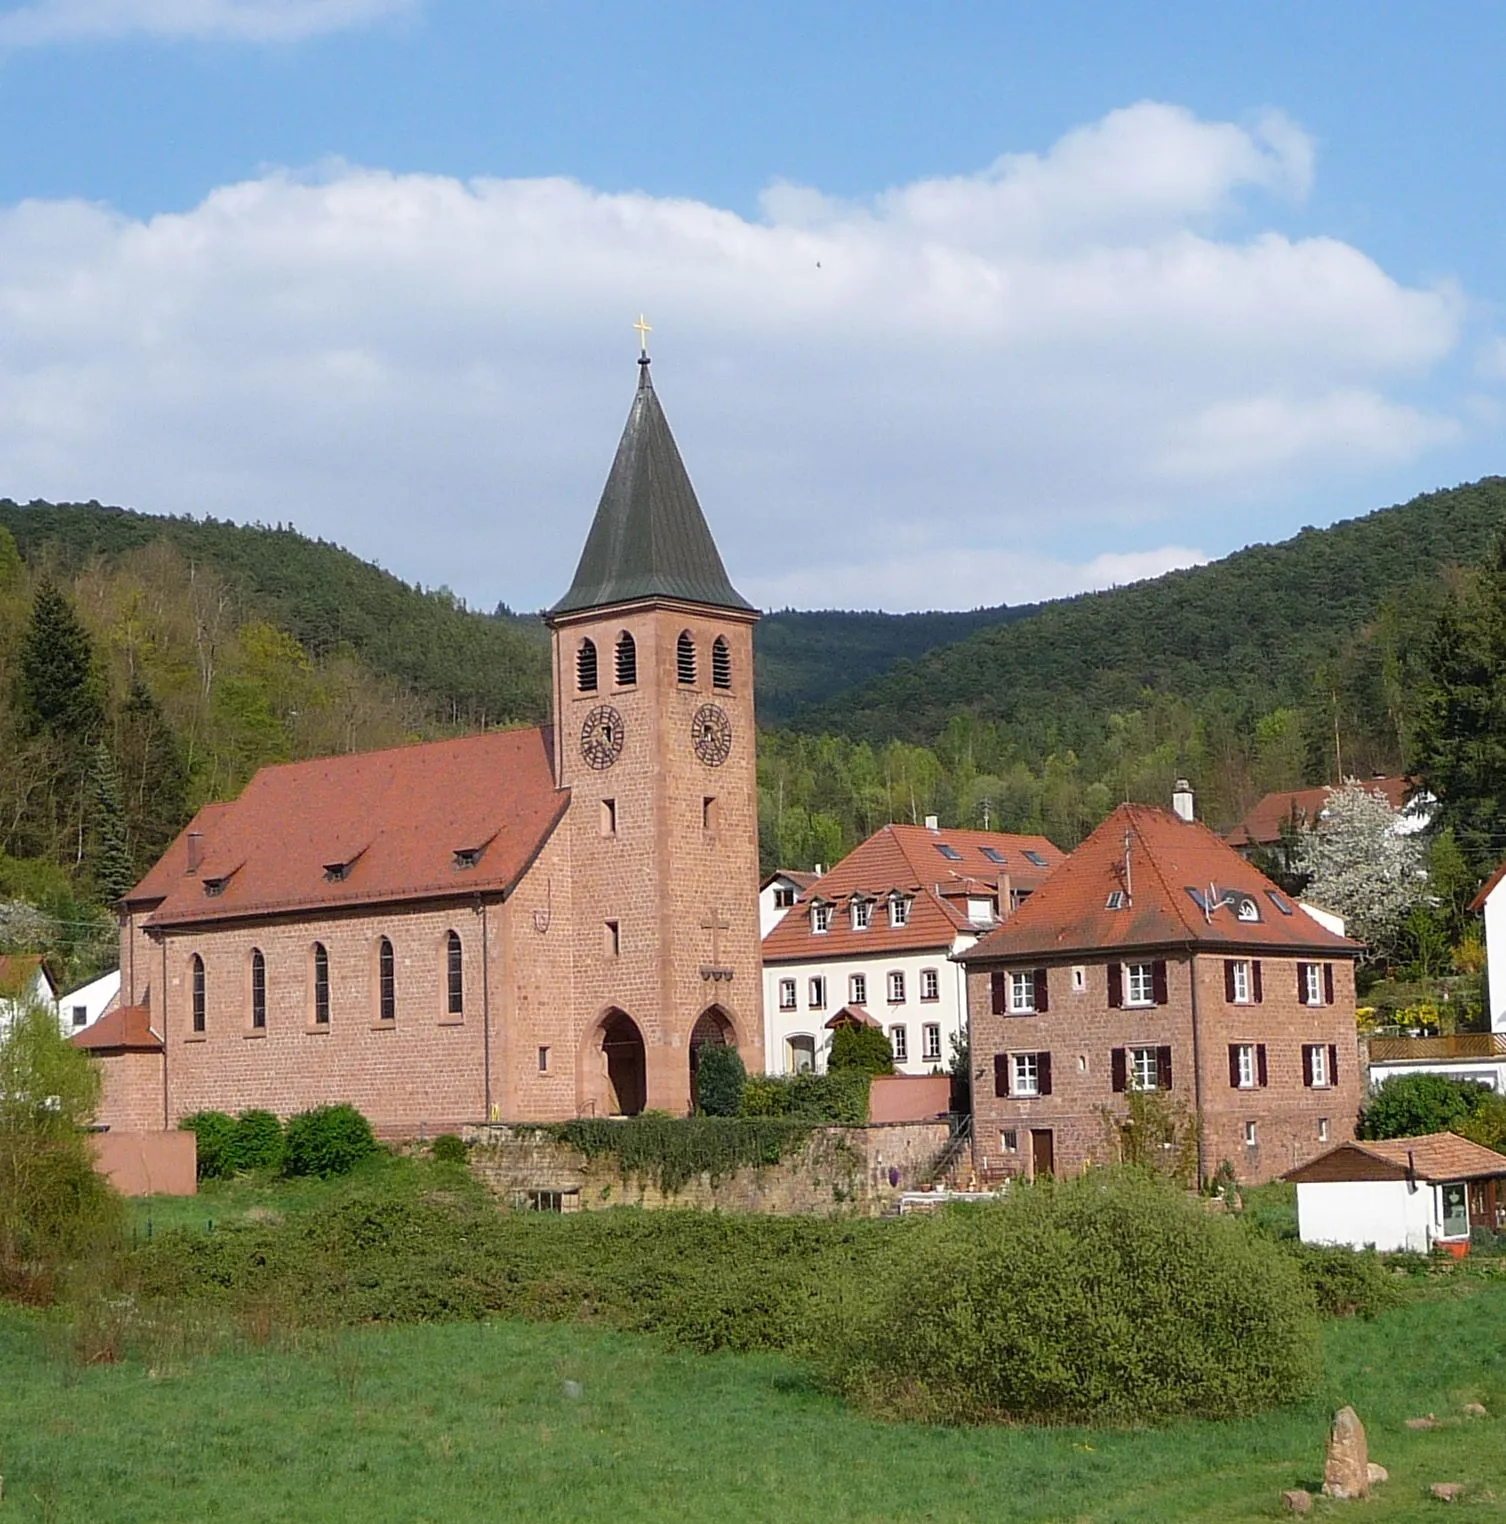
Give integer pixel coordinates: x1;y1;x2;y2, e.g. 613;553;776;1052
1485;877;1506;1034
1296;1178;1432;1253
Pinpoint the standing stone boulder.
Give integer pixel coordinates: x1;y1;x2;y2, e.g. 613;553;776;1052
1323;1406;1371;1500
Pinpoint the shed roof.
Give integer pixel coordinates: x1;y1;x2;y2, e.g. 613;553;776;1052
1284;1132;1506;1185
71;1003;162;1054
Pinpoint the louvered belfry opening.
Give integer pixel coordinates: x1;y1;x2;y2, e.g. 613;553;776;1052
677;630;697;685
615;631;637;686
576;638;598;693
712;635;731;689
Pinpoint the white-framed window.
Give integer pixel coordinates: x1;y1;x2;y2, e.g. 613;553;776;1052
889;895;910;928
778;978;797;1012
1008;970;1036;1014
1001;1129;1018;1152
851;898;872;931
1244;1120;1258;1147
920;968;939;1002
1308;1043;1329;1088
888;970;906;1004
967;897;995;926
922;1023;942;1062
1011;1052;1040;1097
849;972;867;1006
1234;1043;1256;1089
773;885;796;910
1231;960;1251;1004
1125;963;1155;1006
1071;966;1086;993
71;1004;87;1028
808;976;826;1010
787;1035;815;1073
1318;1117;1330;1143
1235;897;1260;922
889;1025;908;1062
1130;1046;1159;1092
1304;962;1323;1006
811;903;832;934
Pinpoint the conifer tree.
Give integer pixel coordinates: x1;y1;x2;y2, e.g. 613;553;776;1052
85;742;135;902
116;676;190;874
17;580;104;742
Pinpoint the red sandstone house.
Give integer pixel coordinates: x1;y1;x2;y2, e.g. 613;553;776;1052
88;354;765;1136
1224;776;1419;855
960;801;1364;1186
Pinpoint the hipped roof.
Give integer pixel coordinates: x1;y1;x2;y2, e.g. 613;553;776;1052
960;803;1360;963
1284;1132;1506;1185
124;728;567;928
550;361;752;617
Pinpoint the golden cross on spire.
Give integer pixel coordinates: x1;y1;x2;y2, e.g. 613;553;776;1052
633;313;652;357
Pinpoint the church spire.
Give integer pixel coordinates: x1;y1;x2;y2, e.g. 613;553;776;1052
550;347;752;617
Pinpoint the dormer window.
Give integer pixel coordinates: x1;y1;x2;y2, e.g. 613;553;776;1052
811;903;832;934
851;898;872;931
1235;897;1260;922
453;847;483;871
889;895;910;928
202;864;241;898
323;848;365;884
967;897;995;926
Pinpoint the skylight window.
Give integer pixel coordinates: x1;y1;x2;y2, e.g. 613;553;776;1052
1184;886;1207;912
934;843;963;861
1105;890;1125;910
980;847;1007;865
1023;850;1049;867
1266;889;1294;916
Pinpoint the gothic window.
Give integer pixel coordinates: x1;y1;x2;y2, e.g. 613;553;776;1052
711;635;731;690
677;630;697;685
191;954;206;1033
313;943;330;1025
250;949;266;1029
378;937;396;1021
577;638;598;693
615;631;637;687
446;930;464;1016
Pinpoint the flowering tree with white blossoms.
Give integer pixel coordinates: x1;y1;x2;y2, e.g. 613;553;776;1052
1292;781;1428;962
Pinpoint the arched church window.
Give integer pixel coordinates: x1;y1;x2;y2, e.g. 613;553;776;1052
250;949;267;1029
312;943;330;1025
378;938;396;1022
446;930;464;1016
712;636;731;690
577;638;598;694
615;631;637;687
191;954;206;1033
677;631;697;685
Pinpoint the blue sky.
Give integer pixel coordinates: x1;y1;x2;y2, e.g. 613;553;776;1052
1;1;1504;611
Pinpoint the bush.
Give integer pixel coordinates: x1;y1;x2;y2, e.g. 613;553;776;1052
695;1045;745;1117
179;1111;236;1179
430;1133;468;1165
226;1110;285;1174
828;1024;893;1075
545;1115;816;1193
1281;1242;1407;1318
282;1104;377;1178
740;1070;870;1124
1357;1073;1494;1140
811;1169;1322;1425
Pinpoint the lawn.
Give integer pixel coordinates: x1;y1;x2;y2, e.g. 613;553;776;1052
1;1273;1503;1521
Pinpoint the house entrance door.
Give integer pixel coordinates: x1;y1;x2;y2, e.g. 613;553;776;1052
1030;1128;1055;1179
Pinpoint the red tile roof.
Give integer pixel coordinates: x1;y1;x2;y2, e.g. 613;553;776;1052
1285;1132;1506;1184
761;869;819;892
1225;777;1411;849
960;803;1360;963
1469;856;1506;914
71;1003;162;1053
824;1004;880;1029
761;824;1065;964
126;728;568;928
0;954;56;999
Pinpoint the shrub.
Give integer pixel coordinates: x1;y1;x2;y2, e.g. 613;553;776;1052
1281;1242;1407;1319
226;1110;285;1174
740;1070;869;1124
545;1115;815;1193
695;1044;745;1117
1357;1073;1494;1140
179;1111;237;1180
430;1133;468;1165
811;1169;1322;1425
828;1024;893;1076
282;1104;377;1178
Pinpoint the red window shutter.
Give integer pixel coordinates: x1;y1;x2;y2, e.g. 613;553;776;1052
1252;961;1263;1004
1034;968;1049;1014
991;971;1007;1015
994;1054;1009;1097
1152;960;1168;1005
1038;1052;1053;1096
1257;1044;1268;1087
1227;1045;1240;1088
1296;962;1308;1001
1107;963;1123;1008
1324;964;1335;1005
1223;960;1236;1003
1156;1044;1173;1090
1302;1045;1314;1087
1111;1046;1127;1093
1328;1043;1339;1084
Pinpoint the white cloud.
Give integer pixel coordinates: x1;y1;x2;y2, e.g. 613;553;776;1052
0;103;1473;612
0;0;413;45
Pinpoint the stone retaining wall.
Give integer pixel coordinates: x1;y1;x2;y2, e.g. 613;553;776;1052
464;1119;951;1216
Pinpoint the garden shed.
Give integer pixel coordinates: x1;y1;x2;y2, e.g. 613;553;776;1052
1284;1132;1506;1253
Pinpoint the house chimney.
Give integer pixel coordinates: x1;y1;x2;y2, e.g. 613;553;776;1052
924;814;939;831
186;831;204;874
1171;780;1195;824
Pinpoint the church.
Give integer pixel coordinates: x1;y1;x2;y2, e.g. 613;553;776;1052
92;351;765;1135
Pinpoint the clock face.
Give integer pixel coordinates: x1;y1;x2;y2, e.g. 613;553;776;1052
580;705;625;770
692;704;733;767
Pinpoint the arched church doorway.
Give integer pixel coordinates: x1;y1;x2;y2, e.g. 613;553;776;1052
688;1005;736;1109
599;1009;647;1117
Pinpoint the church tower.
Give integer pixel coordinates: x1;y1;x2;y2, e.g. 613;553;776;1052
546;348;763;1115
